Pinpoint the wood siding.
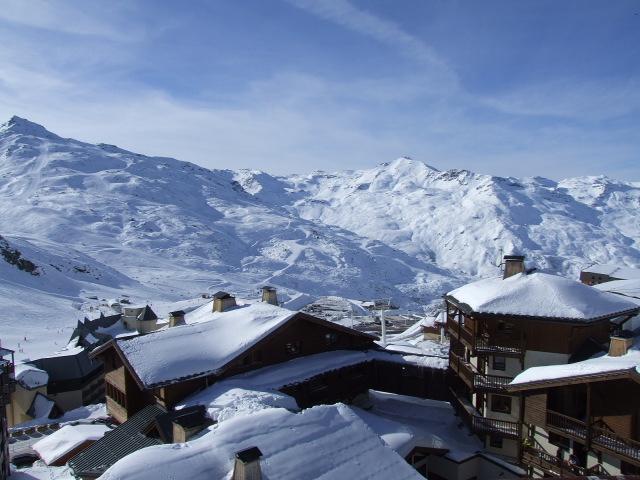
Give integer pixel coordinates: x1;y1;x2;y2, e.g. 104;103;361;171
524;391;547;426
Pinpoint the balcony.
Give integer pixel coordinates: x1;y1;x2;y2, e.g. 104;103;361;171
446;316;475;350
522;446;588;477
473;372;513;393
476;334;524;356
472;416;520;440
546;410;587;442
592;425;640;465
449;352;512;393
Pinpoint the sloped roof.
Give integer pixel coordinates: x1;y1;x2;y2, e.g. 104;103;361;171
32;349;102;393
583;264;640;280
99;404;423;480
68;404;165;478
137;305;158;321
595;279;640;301
510;336;640;390
33;423;111;465
447;271;639;321
115;302;298;388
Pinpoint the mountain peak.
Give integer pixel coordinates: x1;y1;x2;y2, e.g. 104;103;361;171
0;116;58;138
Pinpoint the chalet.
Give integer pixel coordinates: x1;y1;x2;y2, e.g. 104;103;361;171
508;330;640;476
91;295;376;424
445;255;640;462
1;347;15;480
580;264;640;286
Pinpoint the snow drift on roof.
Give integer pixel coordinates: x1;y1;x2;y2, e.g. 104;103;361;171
100;404;423;480
511;338;640;386
447;272;638;320
14;363;48;389
595;279;640;301
33;424;111;465
117;301;296;387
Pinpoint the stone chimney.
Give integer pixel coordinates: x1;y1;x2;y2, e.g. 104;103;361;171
261;286;278;306
233;446;263;480
213;291;236;313
503;255;525;279
168;310;185;327
609;331;633;357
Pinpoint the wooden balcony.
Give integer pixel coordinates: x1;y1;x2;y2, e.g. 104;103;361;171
446;316;475;350
472;415;520;440
449;352;512;393
476;334;524;356
546;410;587;442
522;446;587;477
473;372;513;393
592;425;640;466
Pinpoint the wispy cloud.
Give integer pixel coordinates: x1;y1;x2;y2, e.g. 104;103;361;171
284;0;457;86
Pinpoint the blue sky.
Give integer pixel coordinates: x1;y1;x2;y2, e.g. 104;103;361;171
0;0;639;179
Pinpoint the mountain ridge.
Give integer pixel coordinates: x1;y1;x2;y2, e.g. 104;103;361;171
1;116;639;359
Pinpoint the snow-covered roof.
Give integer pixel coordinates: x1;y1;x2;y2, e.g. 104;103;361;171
447;272;639;320
583;264;640;280
116;301;297;388
595;279;640;301
32;424;111;465
14;363;48;389
510;338;640;389
100;404;423;480
353;390;482;462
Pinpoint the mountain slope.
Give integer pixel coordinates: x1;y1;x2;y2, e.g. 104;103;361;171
0;117;456;358
1;116;639;359
236;158;640;277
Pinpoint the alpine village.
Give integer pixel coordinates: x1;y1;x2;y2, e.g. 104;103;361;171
2;256;640;480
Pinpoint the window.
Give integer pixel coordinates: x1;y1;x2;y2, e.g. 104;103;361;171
497;321;513;333
285;341;301;355
493;356;506;371
491;394;512;414
325;332;338;346
489;435;503;448
105;382;126;408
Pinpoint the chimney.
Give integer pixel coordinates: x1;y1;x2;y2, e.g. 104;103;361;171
503;255;525;279
233;446;263;480
168;310;185;327
261;286;278;306
213;291;236;313
609;331;633;357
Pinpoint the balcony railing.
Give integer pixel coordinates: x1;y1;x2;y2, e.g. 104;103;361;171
472;416;520;439
546;410;587;442
592;425;640;464
476;334;524;356
449;352;512;393
522;446;587;477
446;316;475;349
473;372;513;393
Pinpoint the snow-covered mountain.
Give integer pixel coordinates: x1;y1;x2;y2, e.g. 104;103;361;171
1;116;639;358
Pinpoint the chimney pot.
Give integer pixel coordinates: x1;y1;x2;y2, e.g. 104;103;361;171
212;291;237;312
503;255;526;279
261;286;278;306
233;446;263;480
609;332;633;357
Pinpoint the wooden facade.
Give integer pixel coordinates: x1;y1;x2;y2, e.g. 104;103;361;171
93;312;376;423
516;375;640;475
445;292;629;467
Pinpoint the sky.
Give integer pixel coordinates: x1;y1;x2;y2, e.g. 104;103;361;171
0;0;639;179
